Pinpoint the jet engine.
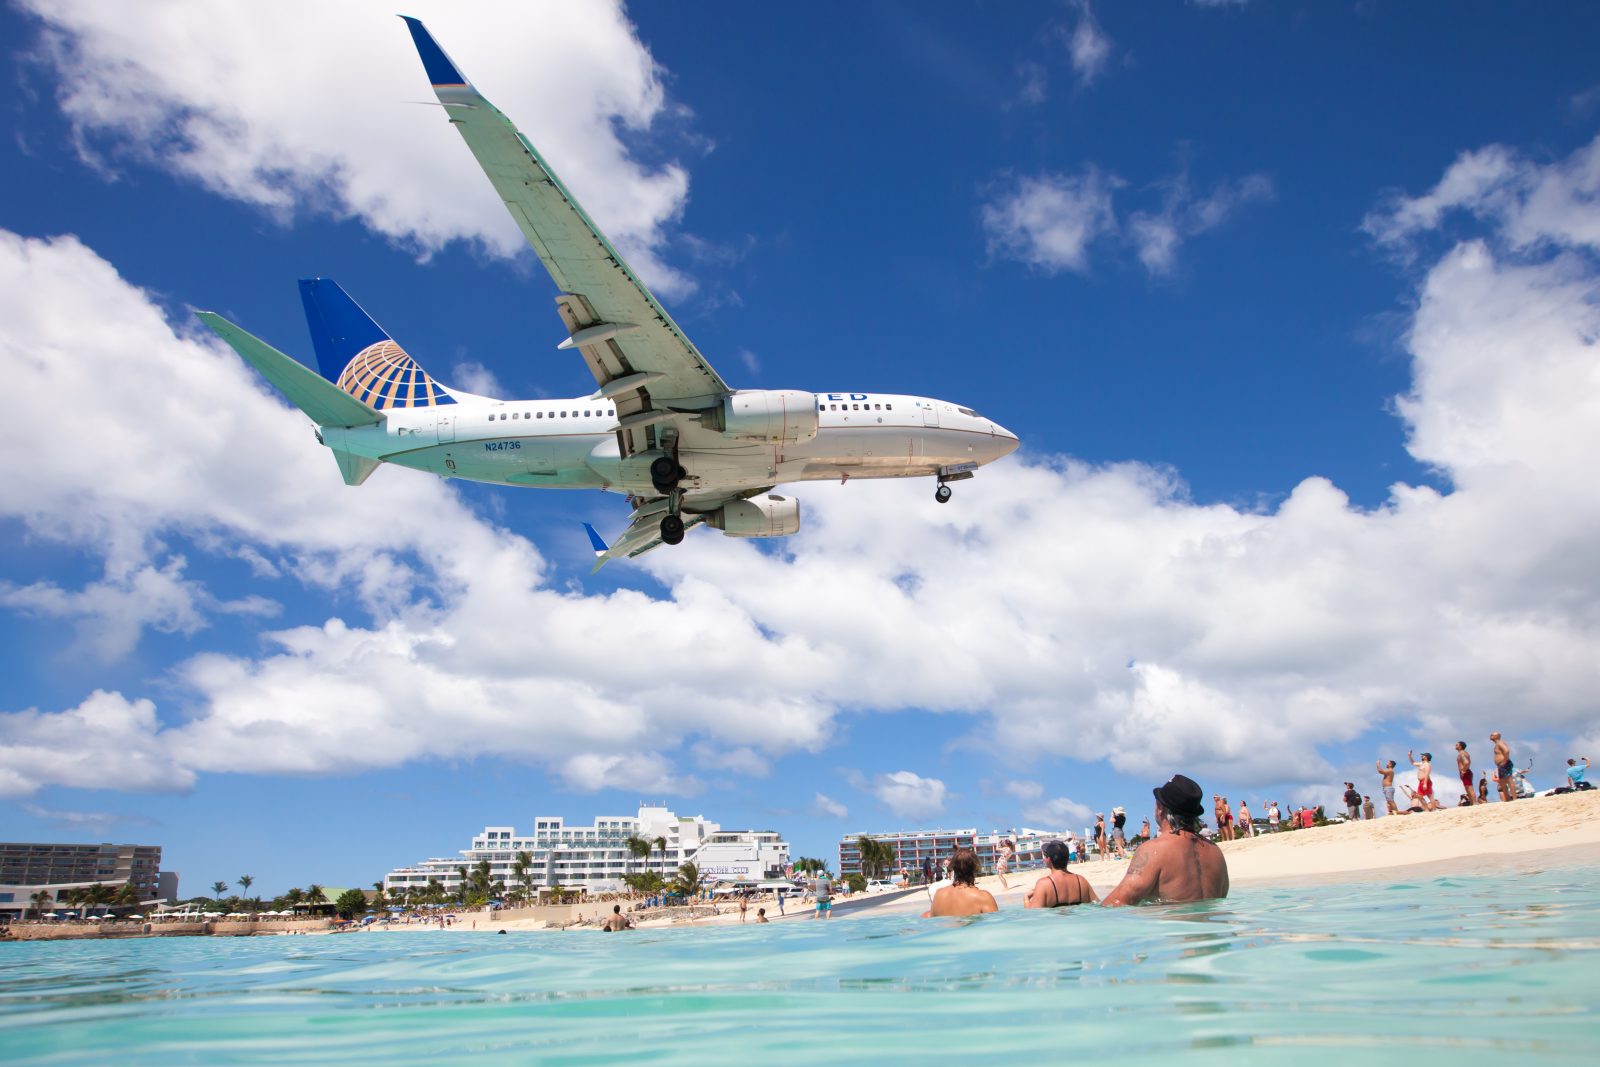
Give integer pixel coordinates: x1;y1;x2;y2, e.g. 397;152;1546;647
701;389;818;444
706;495;802;538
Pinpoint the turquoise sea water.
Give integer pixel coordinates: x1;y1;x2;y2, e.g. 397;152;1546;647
3;862;1598;1065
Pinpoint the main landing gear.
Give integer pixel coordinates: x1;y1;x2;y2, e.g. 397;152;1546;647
650;455;685;494
651;453;688;544
660;511;685;545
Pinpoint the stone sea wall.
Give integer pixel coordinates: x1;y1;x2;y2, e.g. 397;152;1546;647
6;918;334;941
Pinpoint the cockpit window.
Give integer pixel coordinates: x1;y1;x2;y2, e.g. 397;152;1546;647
958;407;980;417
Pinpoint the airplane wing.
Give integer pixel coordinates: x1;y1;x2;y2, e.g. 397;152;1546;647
584;503;707;572
401;17;729;460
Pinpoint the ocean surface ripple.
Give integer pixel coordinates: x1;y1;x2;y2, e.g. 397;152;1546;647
3;864;1598;1064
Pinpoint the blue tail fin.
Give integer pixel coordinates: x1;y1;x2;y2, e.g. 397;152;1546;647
298;278;457;409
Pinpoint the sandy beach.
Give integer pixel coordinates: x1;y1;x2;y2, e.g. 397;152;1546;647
860;788;1600;917
358;789;1600;933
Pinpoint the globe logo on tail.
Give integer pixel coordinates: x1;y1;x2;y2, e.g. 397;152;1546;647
336;340;455;409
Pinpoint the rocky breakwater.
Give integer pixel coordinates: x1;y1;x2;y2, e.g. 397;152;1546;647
7;917;335;941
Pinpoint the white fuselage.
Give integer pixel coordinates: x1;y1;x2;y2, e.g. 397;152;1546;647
320;390;1017;505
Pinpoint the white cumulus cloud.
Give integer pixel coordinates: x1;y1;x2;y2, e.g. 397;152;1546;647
1004;780;1093;829
872;771;948;821
1130;171;1274;275
2;132;1599;807
18;0;696;296
981;168;1120;274
1065;1;1113;87
813;793;849;819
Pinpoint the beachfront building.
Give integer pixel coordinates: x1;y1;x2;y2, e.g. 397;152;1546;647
838;827;1069;881
0;841;174;920
383;805;790;898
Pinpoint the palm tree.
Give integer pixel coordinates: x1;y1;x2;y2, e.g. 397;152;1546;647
469;859;492;903
210;880;229;900
85;882;115;914
793;857;829;876
113;882;140;910
672;861;702;898
306;884;326;912
624;835;653;891
29;889;54;919
371;881;389;911
512;852;534;904
855;836;895;880
654;836;668;877
237;875;254;900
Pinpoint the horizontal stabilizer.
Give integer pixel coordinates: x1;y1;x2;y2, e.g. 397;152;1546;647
196;311;383;429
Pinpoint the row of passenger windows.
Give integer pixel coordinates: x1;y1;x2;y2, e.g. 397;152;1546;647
490;407;613;421
825;403;892;412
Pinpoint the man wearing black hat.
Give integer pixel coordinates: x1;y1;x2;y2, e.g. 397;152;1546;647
1103;774;1230;906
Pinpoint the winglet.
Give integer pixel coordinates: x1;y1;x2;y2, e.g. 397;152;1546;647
583;523;618;574
399;16;470;87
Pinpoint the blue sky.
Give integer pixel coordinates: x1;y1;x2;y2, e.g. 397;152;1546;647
3;1;1599;896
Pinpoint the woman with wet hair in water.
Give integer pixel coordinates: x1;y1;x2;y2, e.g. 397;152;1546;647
1025;840;1098;909
921;847;998;918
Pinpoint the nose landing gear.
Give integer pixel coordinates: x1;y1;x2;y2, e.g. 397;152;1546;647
934;463;976;504
660;513;686;545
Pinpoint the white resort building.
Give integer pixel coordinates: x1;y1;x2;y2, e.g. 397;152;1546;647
383;805;790;897
838;826;1073;880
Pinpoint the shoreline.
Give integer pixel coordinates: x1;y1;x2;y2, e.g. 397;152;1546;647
9;791;1596;941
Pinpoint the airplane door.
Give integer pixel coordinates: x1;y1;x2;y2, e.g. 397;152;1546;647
436;415;456;443
920;402;940;427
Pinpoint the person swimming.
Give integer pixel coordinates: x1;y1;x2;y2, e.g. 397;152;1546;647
1024;839;1097;908
1104;774;1229;906
922;847;998;918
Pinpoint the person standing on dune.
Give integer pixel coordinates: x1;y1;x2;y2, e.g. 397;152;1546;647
1377;759;1398;814
1409;750;1439;811
1492;733;1515;802
1455;742;1476;804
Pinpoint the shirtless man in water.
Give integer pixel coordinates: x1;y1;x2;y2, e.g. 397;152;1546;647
922;847;998;918
1104;774;1229;906
1024;839;1097;908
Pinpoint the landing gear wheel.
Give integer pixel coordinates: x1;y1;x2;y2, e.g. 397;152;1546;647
650;456;683;494
660;514;686;545
935;484;953;504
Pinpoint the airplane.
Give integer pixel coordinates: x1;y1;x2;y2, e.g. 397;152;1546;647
197;17;1019;569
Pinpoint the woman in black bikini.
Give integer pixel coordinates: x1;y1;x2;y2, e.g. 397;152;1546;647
1024;840;1098;908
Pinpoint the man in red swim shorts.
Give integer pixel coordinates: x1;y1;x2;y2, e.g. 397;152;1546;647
1409;749;1439;811
1455;741;1476;804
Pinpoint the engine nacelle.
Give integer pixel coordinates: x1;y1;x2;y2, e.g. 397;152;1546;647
706;495;801;538
702;389;818;444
